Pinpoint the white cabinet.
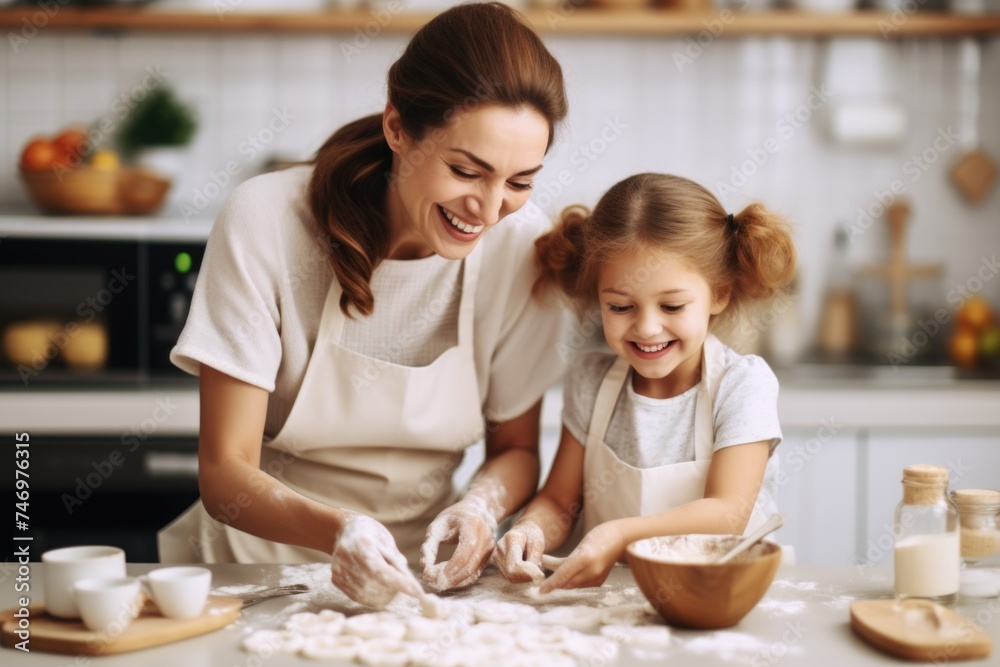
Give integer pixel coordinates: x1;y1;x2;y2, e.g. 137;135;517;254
775;426;860;566
861;428;1000;566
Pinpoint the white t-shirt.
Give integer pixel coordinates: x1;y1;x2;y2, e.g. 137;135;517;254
562;346;783;516
171;165;565;439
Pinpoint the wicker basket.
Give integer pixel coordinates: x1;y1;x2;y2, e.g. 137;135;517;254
19;166;172;216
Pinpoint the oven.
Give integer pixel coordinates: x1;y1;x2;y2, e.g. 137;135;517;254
0;219;208;387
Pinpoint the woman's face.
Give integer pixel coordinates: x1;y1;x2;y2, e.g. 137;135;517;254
598;247;730;399
384;104;550;260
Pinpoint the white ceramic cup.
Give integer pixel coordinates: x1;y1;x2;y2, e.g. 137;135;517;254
42;546;127;619
141;566;211;619
73;577;143;634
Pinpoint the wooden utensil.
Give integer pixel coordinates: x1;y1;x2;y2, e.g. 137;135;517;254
0;595;240;656
951;38;997;204
859;200;943;336
850;598;992;662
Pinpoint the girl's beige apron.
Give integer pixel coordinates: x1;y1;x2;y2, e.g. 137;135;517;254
581;334;768;536
159;246;485;565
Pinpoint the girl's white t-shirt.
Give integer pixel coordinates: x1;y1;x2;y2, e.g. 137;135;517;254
562;345;783;516
170;165;565;439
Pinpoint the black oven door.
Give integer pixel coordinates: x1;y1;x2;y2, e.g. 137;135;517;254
0;237;143;386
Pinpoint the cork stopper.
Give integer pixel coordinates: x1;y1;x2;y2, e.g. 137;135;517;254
902;464;949;505
951;489;1000;508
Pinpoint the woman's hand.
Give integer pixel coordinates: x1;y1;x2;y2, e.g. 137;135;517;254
420;497;497;591
539;521;626;593
494;521;546;583
330;512;424;609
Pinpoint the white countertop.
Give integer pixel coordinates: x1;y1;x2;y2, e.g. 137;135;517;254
2;563;998;666
2;376;1000;436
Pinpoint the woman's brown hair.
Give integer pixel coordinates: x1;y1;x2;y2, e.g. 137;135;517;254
309;2;567;317
534;173;797;335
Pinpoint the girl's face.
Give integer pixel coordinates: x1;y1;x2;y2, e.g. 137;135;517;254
598;247;729;399
384;104;550;260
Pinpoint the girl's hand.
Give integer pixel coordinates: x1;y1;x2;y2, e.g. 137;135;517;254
420;497;498;591
539;521;626;592
495;521;546;583
330;512;424;609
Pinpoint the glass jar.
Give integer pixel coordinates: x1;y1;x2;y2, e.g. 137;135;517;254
893;464;960;605
950;489;1000;565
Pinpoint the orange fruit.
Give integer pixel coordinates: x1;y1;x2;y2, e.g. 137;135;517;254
19;138;58;170
949;328;979;369
52;127;89;169
956;296;994;333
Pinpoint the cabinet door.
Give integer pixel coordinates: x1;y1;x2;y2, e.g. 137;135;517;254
775;426;859;565
862;428;1000;567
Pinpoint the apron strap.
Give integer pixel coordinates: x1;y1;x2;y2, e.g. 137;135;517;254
585;356;630;449
694;334;727;461
457;243;482;348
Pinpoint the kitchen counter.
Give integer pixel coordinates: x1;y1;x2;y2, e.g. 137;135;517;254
5;372;1000;436
1;563;998;665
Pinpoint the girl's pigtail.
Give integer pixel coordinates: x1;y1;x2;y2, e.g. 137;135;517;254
728;203;797;306
533;205;590;305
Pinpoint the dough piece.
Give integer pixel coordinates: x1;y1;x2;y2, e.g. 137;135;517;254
472;600;539;625
343;612;407;640
242;629;304;655
513;624;572;653
600;623;672;649
538;606;603;632
561;633;620;662
505;558;545;583
598;602;658;626
421;595;474;623
460;622;517;648
300;634;365;661
405;616;448;642
357;637;413;667
282;609;346;635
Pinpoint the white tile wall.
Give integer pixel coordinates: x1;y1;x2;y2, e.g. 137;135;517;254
3;31;999;344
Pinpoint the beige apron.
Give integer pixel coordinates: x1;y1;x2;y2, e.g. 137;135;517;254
581;334;767;536
159;245;485;565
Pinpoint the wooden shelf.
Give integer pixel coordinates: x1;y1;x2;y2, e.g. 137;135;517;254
1;7;999;37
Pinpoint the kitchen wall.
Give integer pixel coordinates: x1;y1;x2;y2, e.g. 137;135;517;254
2;31;999;350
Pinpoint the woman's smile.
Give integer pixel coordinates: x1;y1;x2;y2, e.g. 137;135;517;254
438;204;484;239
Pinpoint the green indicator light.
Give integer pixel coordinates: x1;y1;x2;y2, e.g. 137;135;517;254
175;252;193;274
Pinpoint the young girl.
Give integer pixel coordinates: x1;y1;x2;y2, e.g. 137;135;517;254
495;173;796;591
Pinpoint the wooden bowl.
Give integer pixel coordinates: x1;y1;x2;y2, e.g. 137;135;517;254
19;166;171;216
626;534;781;629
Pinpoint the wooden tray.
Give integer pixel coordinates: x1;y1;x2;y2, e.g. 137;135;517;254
0;595;240;656
850;599;992;662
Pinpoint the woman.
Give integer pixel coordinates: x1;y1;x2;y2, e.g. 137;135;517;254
158;2;568;609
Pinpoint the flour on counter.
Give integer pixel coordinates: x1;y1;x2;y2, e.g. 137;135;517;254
683;630;803;661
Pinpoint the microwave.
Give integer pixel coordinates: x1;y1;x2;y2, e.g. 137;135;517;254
0;217;212;386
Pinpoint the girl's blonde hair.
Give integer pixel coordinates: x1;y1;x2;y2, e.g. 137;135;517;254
534;173;797;335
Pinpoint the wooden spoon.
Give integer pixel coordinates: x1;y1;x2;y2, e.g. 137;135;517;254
716;513;784;565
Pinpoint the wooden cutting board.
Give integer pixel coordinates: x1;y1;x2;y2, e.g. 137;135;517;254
0;595;240;655
850;599;992;662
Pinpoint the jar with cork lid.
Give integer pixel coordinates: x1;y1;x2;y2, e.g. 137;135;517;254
950;489;1000;564
893;464;961;605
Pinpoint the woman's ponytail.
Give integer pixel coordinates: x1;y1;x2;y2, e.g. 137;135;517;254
308;114;393;318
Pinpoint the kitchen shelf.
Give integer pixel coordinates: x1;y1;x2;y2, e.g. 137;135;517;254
1;7;999;37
